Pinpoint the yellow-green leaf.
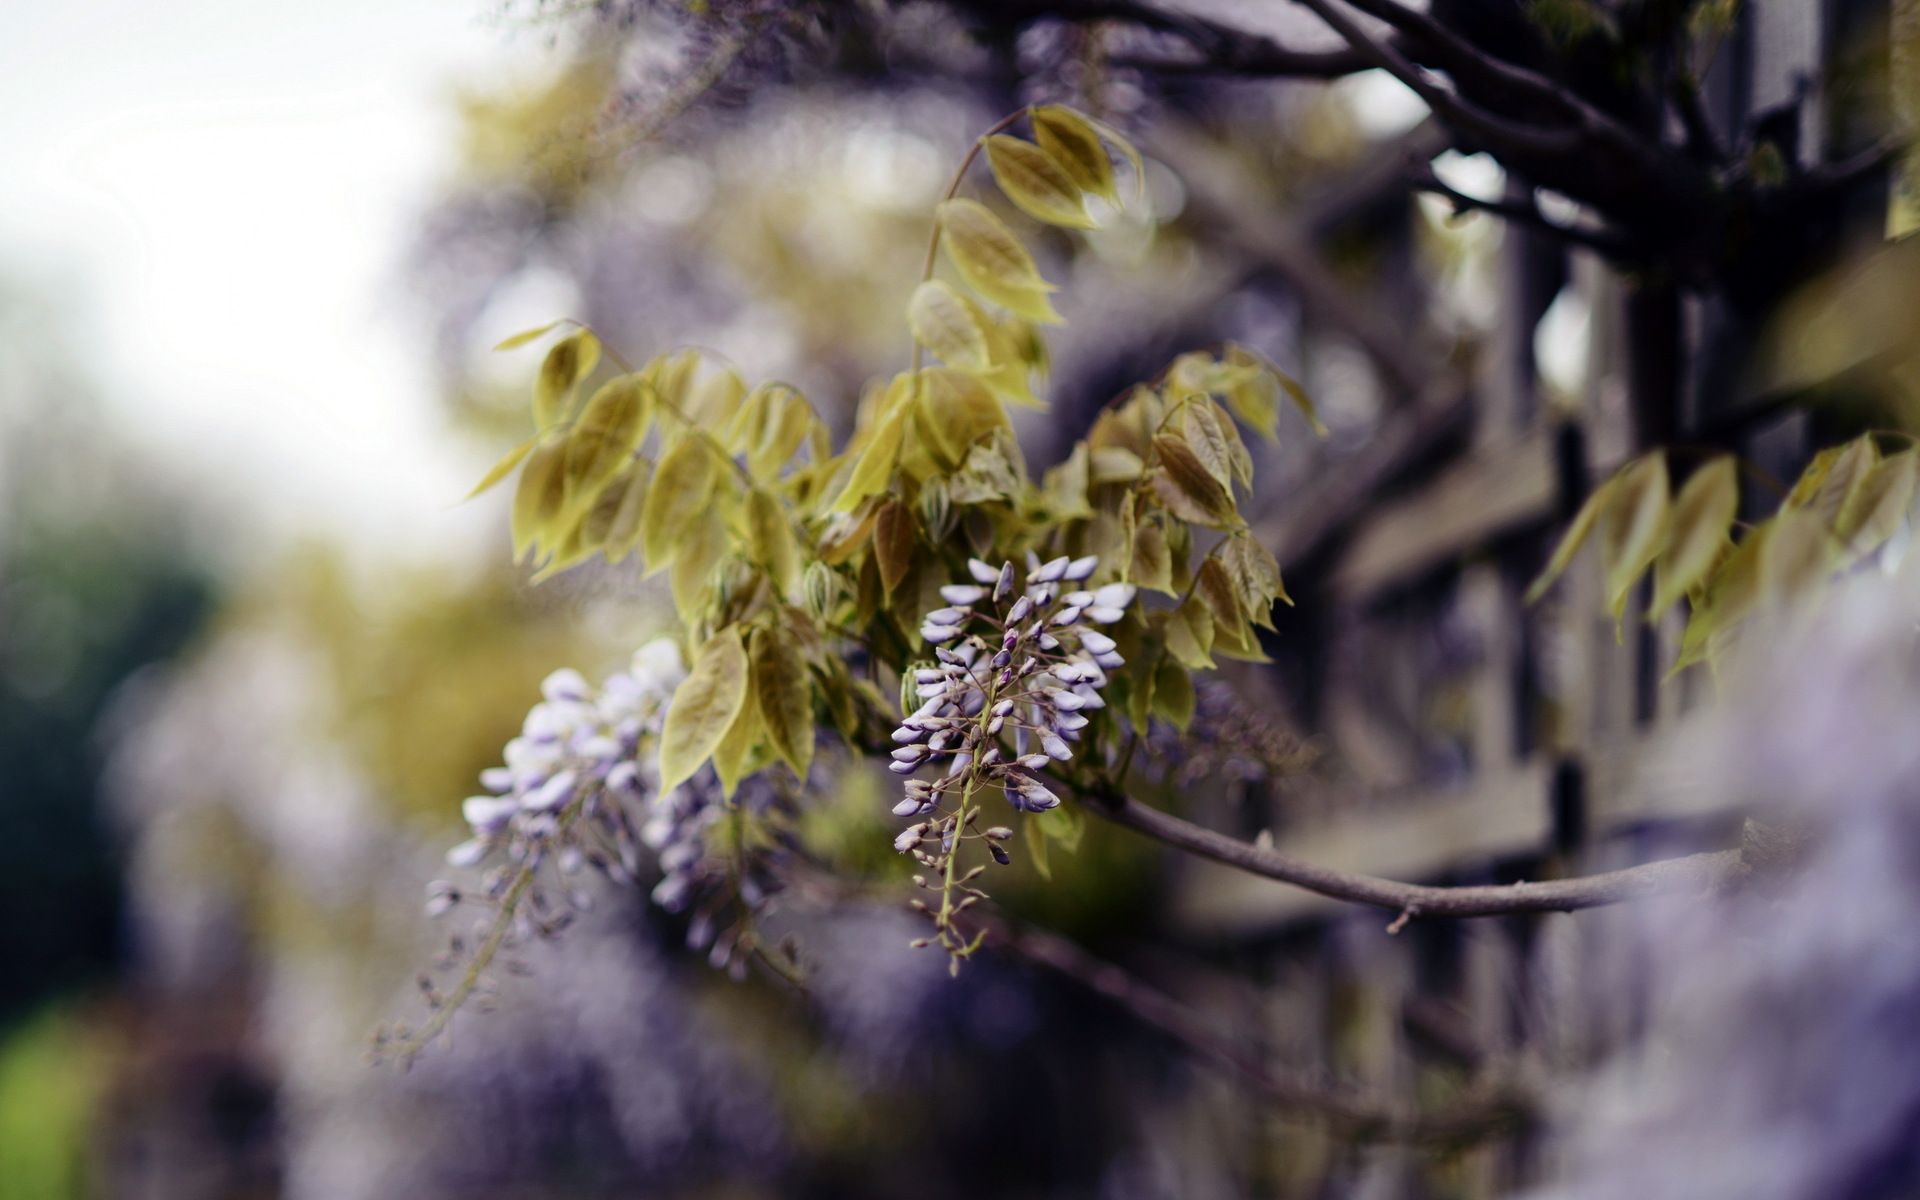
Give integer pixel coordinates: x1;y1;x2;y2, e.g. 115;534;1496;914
1525;473;1620;604
1132;519;1174;593
642;434;719;573
751;627;814;782
1674;522;1771;672
710;678;763;799
1762;506;1837;608
1164;595;1215;669
936;199;1062;325
908;281;992;371
658;628;749;794
1278;371;1326;437
534;329;600;430
914;368;1007;468
1151;433;1238;529
493;320;565;351
603;457;654;563
983;135;1097;229
1783;443;1846;511
1807;435;1878;532
563;375;653;506
1181;400;1235;492
1651;456;1738;614
1042;442;1092;519
1221;534;1289;629
1152;657;1196;730
747;488;799;596
511;439;569;560
1031;105;1118;203
1838;448;1919;555
833;400;909;512
1081;112;1146;204
1599;452;1671;623
468;437;536;500
670;507;727;618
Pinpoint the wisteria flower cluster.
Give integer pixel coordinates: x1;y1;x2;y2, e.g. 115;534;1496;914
889;554;1133;965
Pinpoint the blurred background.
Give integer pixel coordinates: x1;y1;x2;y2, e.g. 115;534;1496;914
2;0;1917;1197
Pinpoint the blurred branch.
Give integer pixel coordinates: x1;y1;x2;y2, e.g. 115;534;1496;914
1074;780;1753;918
1411;169;1630;256
960;0;1373;77
970;914;1527;1141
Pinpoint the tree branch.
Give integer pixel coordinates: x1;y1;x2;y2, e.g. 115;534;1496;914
971;912;1526;1142
1411;169;1630;256
1075;781;1751;918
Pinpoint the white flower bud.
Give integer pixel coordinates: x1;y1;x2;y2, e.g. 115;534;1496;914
1034;556;1070;582
941;584;988;604
968;558;1001;583
1080;630;1118;655
1066;555;1099;580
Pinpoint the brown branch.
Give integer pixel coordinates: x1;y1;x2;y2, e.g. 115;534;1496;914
965;912;1526;1142
1411;169;1630;256
954;0;1371;78
1076;781;1750;918
1284;0;1582;159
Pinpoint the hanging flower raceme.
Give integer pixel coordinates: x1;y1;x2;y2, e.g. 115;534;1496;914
887;554;1133;963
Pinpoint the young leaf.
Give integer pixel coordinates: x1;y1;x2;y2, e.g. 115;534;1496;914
873;499;918;595
1782;443;1846;511
1027;811;1052;881
468;437;536;500
563;375;652;506
1525;473;1621;604
1080;112;1146;205
751;627;814;782
602;457;654;563
1181;400;1236;492
1031;105;1118;203
1837;449;1919;555
658;628;750;794
1277;371;1327;437
1042;442;1093;519
534;329;601;430
1807;435;1878;532
642;434;719;572
914;368;1007;467
1164;595;1215;669
1152;658;1196;731
1198;557;1269;661
1762;506;1838;608
747;488;799;596
907;281;993;371
1151;433;1239;529
493;320;565;351
1674;522;1771;672
983;135;1097;230
671;506;728;618
936;199;1062;325
1132;519;1175;593
710;679;764;799
1209;397;1255;489
1598;452;1671;622
511;440;569;560
1650;456;1738;615
833;402;909;513
1221;534;1290;629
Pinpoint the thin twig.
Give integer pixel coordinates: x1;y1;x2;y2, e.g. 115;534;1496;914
1411;169;1631;256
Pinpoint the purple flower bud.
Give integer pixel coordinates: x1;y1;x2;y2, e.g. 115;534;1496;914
1080;630;1118;655
892;725;926;743
1057;712;1089;731
992;698;1016;716
1085;606;1126;624
541;667;591;702
525;769;578;812
1019;782;1061;810
1034;556;1070;582
606;761;642;795
1066;555;1099;580
894;823;927;852
986;716;1005;735
942;584;988;604
892;744;929;764
1041;731;1072;760
922;623;962;643
926;606;968;626
960;690;986;716
1020;753;1051;770
479;767;513;793
917;680;949;699
1095;651;1126;669
463;795;520;832
889;759;920;775
1007;596;1033;623
947;751;974;777
1028;583;1057;607
968;558;1001;583
1093;582;1136;609
930;730;953;751
892;797;925;817
995;561;1016;600
1038;634;1061;650
446;837;488;867
935;647;960;664
1053;605;1083;626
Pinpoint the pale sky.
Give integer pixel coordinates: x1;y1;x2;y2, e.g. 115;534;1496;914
0;0;540;563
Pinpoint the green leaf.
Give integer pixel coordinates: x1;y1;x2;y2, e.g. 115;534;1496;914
1807;435;1878;532
1031;105;1118;203
1181;400;1235;492
511;439;569;561
1838;449;1919;556
1151;433;1239;529
833;399;909;512
642;434;719;573
1080;112;1146;205
1027;811;1052;880
1035;803;1084;856
492;320;565;351
1042;442;1093;519
658;628;750;794
467;437;536;500
602;457;654;564
914;368;1007;468
1152;658;1196;730
1651;456;1738;615
907;281;993;372
983;135;1097;229
710;678;763;799
1221;534;1289;629
936;199;1062;325
751;627;814;782
746;488;799;596
1198;558;1268;661
1674;522;1771;672
1164;596;1215;669
1525;473;1621;604
1599;452;1671;623
670;507;728;619
1131;519;1174;593
563;375;653;508
534;329;601;430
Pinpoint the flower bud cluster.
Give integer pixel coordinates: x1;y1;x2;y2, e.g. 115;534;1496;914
889;554;1132;829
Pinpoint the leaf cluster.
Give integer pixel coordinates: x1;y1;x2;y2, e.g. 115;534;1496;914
1527;433;1919;670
